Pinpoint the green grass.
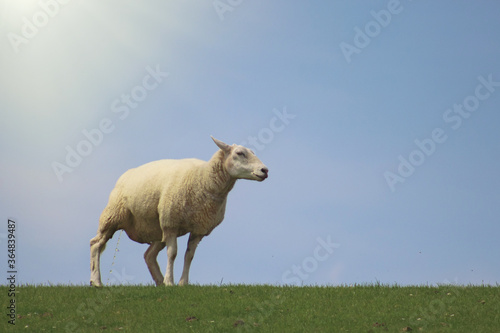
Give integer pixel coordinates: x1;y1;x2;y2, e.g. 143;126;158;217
2;284;499;332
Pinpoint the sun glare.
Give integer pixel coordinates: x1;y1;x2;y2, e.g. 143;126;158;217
1;0;39;29
2;0;39;14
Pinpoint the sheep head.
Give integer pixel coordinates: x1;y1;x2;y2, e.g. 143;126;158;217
211;136;268;181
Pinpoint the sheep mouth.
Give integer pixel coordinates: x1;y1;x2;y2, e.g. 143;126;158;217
253;173;268;181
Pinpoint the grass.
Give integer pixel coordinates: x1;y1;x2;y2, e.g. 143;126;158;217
2;284;499;332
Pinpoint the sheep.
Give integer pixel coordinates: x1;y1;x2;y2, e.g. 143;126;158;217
90;136;268;287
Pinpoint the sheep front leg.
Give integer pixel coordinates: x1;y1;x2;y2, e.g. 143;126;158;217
163;234;178;286
179;234;203;286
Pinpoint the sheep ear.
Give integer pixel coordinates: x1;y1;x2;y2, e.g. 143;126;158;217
211;136;232;154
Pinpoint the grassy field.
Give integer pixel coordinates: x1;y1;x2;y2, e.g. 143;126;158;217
2;284;499;332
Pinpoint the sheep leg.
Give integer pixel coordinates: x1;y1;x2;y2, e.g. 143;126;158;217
163;234;178;286
89;229;115;287
144;241;166;286
179;234;203;286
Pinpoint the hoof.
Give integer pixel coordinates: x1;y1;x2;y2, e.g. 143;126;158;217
90;281;103;288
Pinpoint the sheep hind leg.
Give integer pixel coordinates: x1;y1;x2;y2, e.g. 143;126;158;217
90;229;115;287
163;233;178;286
179;234;203;286
144;241;166;286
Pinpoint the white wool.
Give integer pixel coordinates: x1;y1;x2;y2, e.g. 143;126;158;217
90;137;268;287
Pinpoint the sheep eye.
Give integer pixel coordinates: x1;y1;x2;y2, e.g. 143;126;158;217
236;151;246;157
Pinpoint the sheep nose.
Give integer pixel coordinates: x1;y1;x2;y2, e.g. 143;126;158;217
261;167;268;175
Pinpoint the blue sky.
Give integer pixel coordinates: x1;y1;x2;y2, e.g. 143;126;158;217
1;0;499;286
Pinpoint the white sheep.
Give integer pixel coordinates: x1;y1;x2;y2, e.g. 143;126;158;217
90;137;268;287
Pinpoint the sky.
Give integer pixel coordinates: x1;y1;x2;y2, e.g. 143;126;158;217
1;0;499;287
